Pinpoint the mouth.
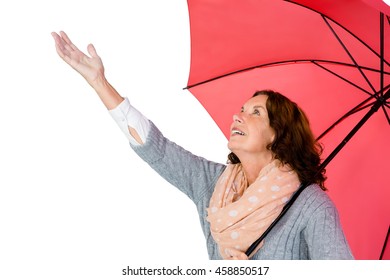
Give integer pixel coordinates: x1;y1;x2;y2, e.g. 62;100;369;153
231;128;246;136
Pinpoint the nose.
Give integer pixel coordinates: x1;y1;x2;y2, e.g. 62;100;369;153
233;113;243;123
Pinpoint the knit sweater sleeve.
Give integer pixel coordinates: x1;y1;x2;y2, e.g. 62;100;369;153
130;121;226;204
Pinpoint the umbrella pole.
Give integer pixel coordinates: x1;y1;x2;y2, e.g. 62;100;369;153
246;89;390;258
379;226;390;260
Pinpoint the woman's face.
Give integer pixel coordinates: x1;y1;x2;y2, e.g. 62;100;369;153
228;94;275;159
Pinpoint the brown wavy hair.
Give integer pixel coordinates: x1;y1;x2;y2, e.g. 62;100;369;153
228;90;327;190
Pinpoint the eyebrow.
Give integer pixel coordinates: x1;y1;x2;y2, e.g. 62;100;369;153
253;105;266;110
241;105;267;111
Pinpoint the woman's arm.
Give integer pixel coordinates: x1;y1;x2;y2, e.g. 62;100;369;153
52;31;226;203
51;31;143;144
304;202;354;260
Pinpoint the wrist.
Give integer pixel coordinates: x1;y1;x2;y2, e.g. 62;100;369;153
91;76;124;110
89;73;108;91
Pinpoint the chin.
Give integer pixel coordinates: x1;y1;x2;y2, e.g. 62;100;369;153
227;141;238;154
227;140;234;151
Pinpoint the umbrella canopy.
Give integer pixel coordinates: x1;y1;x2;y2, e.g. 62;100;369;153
185;0;390;260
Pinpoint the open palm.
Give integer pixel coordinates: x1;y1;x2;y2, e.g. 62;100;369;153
51;31;104;85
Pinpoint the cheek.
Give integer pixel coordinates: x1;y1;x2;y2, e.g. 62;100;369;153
255;126;274;143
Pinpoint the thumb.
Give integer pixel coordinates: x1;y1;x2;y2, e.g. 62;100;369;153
225;248;249;260
87;44;99;58
233;252;249;260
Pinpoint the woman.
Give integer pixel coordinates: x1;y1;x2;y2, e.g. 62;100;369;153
51;31;354;260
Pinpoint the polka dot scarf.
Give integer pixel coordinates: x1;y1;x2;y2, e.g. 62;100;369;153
207;160;300;259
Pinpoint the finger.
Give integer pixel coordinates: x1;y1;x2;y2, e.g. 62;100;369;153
52;36;73;64
54;43;72;65
51;32;65;49
87;44;99;58
60;31;80;52
51;32;59;41
52;34;66;58
52;32;71;56
54;42;64;58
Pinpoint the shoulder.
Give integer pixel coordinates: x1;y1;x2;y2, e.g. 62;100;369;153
286;184;339;223
296;184;335;208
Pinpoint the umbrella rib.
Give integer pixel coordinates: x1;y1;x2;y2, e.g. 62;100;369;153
284;0;390;68
382;83;390;109
381;13;385;98
184;60;388;90
316;99;376;141
379;13;390;125
312;61;374;97
382;105;390;125
322;16;376;94
318;84;390;140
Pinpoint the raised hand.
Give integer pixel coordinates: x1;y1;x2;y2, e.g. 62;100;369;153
51;31;104;87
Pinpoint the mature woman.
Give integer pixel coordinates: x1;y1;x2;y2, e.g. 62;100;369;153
51;31;354;260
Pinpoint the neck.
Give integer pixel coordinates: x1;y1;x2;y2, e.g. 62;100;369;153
238;153;274;185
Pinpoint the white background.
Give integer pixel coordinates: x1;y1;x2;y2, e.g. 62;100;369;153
0;0;228;279
0;1;389;280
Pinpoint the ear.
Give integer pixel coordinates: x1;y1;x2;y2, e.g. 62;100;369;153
270;130;276;143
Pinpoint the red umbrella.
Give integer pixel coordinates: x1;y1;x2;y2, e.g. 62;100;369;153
185;0;390;260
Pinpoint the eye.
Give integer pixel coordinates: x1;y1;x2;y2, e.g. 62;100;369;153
253;109;260;115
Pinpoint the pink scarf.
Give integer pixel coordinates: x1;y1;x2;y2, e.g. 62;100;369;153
207;160;300;259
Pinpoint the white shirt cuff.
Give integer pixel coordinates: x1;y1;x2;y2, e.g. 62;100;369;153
108;97;150;145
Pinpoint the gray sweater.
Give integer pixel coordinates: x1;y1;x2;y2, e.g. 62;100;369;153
131;122;354;260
